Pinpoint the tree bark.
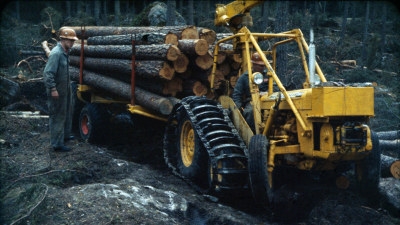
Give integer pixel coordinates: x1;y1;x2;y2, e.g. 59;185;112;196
178;39;208;56
135;76;182;97
69;56;175;80
377;130;400;140
69;56;130;82
19;50;46;56
136;60;175;80
69;57;179;96
134;78;163;96
218;43;234;51
216;33;234;42
69;66;173;115
87;33;168;45
70;26;200;39
380;139;400;154
70;44;180;61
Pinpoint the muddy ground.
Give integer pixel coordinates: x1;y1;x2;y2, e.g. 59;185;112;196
0;107;399;224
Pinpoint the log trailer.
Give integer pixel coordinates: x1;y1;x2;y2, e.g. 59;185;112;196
73;0;381;207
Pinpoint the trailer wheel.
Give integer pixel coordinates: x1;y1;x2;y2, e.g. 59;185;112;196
248;134;271;208
176;115;209;188
79;103;110;143
356;131;381;197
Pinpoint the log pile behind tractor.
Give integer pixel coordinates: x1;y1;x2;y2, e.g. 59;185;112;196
68;26;239;115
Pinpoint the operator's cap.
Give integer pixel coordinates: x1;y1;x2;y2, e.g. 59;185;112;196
251;52;265;65
59;27;78;41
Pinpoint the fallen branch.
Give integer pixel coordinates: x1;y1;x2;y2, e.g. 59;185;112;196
373;69;398;76
44;8;55;34
9;183;49;225
9;169;91;188
18;50;46;56
41;40;51;57
16;59;33;73
329;60;357;69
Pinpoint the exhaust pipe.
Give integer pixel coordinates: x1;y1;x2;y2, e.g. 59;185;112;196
309;29;318;87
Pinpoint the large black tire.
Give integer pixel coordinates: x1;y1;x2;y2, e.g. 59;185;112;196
164;96;248;194
248;134;271;208
356;131;381;197
176;114;209;189
79;103;110;143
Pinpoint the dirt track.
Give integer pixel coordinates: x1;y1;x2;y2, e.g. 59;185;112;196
1;111;399;225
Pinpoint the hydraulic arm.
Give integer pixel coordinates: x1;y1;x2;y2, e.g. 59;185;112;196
215;0;263;33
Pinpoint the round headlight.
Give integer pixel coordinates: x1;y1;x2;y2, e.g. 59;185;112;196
252;72;263;85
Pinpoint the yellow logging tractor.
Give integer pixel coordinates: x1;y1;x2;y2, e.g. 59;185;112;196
163;0;380;207
74;0;380;208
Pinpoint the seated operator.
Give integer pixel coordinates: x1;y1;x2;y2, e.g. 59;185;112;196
232;52;268;130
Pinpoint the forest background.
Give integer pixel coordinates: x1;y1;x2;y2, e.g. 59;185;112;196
1;0;399;131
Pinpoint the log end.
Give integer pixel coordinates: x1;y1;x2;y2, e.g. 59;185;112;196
192;81;208;96
390;160;400;179
195;54;213;70
159;62;175;80
173;54;189;73
165;33;178;45
182;26;199;39
194;39;209;56
159;99;174;115
167;45;181;61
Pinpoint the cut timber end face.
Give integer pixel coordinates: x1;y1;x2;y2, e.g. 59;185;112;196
173;54;189;73
193;39;209;56
391;160;400;179
165;33;179;45
195;53;213;70
181;26;199;39
166;45;181;61
159;62;175;80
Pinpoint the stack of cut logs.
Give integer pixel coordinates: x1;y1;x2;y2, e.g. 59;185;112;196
67;26;239;115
